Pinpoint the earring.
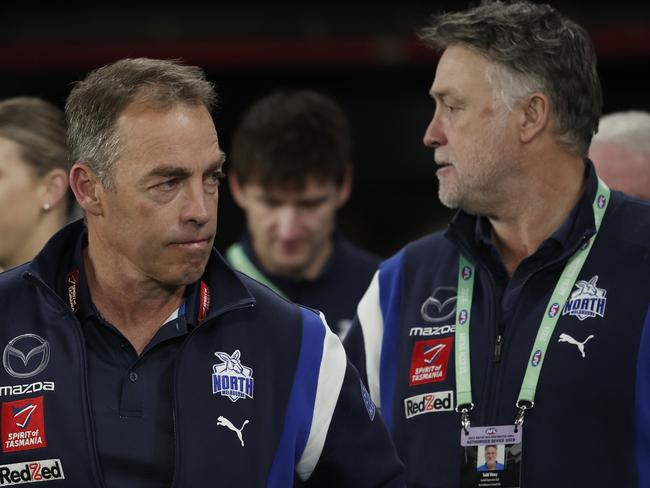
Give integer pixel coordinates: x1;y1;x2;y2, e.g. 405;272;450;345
43;203;50;211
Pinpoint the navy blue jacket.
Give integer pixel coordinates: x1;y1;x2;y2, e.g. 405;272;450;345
345;163;650;487
228;233;379;337
0;221;404;487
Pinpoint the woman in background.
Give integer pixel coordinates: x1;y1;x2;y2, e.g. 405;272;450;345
0;97;72;272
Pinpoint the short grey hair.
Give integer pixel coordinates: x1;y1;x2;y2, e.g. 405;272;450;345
65;57;217;188
419;0;602;156
593;111;650;154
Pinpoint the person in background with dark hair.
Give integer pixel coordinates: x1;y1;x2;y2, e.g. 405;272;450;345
227;90;378;337
344;1;650;486
0;58;404;487
589;110;650;200
0;97;72;272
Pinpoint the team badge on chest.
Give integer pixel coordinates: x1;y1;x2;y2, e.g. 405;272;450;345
409;337;453;386
212;350;254;402
562;276;607;321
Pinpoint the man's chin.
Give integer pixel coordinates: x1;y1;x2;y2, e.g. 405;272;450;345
270;257;310;279
438;190;461;210
159;263;209;287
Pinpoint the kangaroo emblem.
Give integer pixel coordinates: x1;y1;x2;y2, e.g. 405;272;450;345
558;333;594;358
217;416;250;447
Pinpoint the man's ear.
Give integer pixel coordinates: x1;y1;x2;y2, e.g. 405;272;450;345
228;172;249;209
69;163;104;216
519;92;550;144
38;168;69;211
335;164;353;208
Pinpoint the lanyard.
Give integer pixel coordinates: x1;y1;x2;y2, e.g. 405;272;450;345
454;178;610;431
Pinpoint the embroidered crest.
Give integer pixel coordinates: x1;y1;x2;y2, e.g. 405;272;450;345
562;276;607;321
211;350;254;402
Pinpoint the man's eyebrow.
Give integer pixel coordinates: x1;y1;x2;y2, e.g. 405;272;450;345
146;152;226;180
430;90;449;101
216;151;226;167
147;165;192;179
205;153;226;175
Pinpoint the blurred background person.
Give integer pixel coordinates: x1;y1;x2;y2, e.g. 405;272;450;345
227;90;378;337
0;97;72;272
590;110;650;200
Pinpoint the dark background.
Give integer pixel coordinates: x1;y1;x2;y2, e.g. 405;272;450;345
2;1;648;258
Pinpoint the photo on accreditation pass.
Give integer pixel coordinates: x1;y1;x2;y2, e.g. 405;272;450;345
461;442;522;488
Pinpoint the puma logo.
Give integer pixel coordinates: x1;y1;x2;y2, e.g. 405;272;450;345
558;333;594;358
217;415;249;447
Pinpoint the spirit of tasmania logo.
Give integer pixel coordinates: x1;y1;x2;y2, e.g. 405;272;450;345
409;337;453;387
1;396;46;453
212;350;254;402
562;276;607;321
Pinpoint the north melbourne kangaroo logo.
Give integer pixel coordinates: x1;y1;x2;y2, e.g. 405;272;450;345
212;350;254;402
217;416;249;447
558;333;594;358
562;276;607;321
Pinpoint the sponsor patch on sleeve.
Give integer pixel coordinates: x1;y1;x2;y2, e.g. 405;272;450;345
2;396;47;453
409;337;453;386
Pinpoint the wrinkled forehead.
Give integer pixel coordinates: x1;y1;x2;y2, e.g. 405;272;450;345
113;102;221;173
431;45;492;93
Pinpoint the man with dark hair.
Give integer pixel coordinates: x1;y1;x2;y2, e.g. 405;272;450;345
0;58;404;487
227;90;378;337
344;2;650;486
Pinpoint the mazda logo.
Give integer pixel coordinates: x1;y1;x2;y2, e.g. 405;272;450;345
2;334;50;379
420;287;457;323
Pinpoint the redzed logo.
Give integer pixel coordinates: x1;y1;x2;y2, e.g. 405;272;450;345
409;337;453;386
404;390;454;419
1;397;46;453
0;459;64;485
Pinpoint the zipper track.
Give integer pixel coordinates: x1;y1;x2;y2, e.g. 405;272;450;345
169;299;255;487
25;271;109;488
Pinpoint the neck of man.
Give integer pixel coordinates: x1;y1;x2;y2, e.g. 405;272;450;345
487;153;586;276
84;230;185;355
257;238;333;281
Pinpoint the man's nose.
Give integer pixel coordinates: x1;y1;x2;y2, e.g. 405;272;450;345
183;182;213;225
423;112;446;149
275;206;300;239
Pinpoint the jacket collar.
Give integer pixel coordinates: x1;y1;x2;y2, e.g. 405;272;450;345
27;219;256;324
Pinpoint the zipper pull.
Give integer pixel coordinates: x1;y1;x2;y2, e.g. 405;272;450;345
493;335;503;362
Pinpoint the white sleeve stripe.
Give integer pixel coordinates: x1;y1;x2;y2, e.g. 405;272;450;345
296;312;347;481
356;271;384;407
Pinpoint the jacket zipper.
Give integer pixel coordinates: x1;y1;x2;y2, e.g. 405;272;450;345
476;265;500;426
493;335;503;362
25;272;109;488
169;300;255;487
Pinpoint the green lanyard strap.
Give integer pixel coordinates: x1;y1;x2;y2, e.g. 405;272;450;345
225;243;288;299
454;178;610;429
